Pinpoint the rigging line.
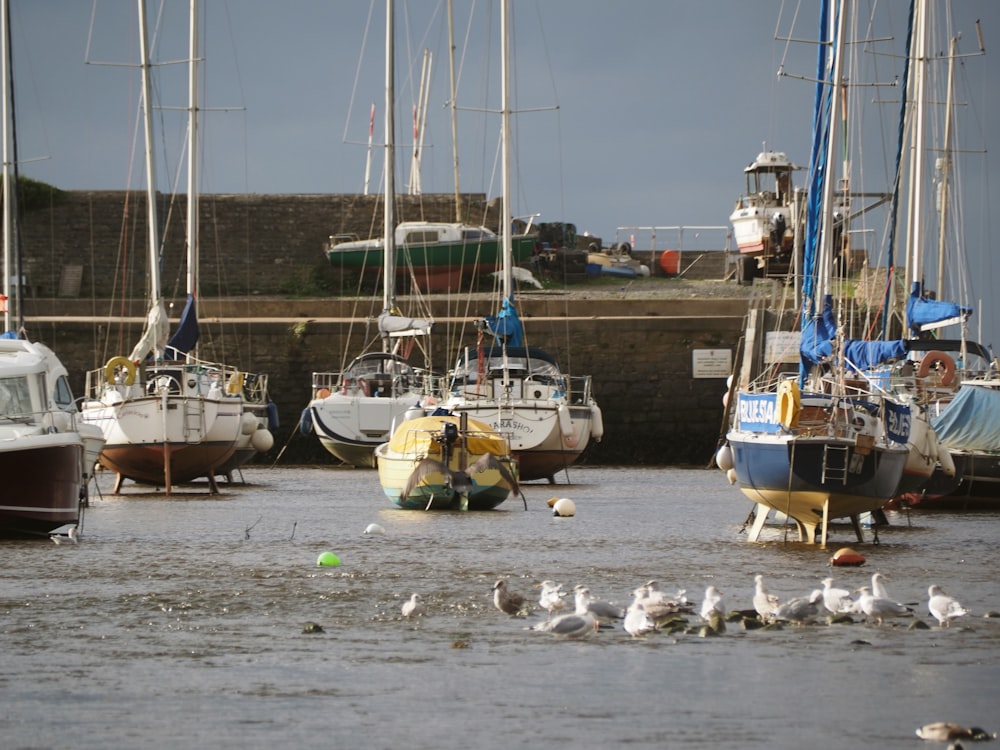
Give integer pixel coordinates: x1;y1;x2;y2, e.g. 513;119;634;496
343;0;378;146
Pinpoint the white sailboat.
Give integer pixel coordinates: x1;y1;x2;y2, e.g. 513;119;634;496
0;0;104;536
443;0;602;483
305;0;435;468
81;0;242;494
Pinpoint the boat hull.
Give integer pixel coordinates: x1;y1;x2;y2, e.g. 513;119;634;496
83;394;241;486
728;432;908;542
374;415;516;510
309;392;426;468
0;439;84;536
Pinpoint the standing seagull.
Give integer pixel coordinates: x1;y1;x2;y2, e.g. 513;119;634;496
537;580;566;618
752;575;780;621
573;586;625;624
927;584;968;627
820;577;857;615
871;572;892;600
855;585;912;625
623;598;658;638
493;579;529;616
700;585;726;621
401;593;424;618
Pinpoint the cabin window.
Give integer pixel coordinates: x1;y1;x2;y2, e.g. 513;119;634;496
0;375;33;418
54;375;75;410
404;230;439;243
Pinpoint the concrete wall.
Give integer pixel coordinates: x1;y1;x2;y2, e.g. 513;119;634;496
26;296;748;471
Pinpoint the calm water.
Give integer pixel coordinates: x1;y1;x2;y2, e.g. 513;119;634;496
1;466;998;749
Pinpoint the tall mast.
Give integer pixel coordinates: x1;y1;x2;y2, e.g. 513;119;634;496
186;0;199;352
2;0;12;332
448;0;461;221
935;33;958;292
382;0;396;318
500;0;512;301
138;0;162;319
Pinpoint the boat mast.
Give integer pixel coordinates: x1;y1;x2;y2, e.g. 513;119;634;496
138;0;163;340
935;33;958;293
817;0;849;303
500;0;512;302
1;0;12;333
186;0;199;359
382;0;396;322
448;0;461;221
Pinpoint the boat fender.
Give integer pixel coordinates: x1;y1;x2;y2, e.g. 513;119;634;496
104;356;137;386
715;443;734;472
776;379;801;429
298;407;314;436
227;371;245;395
250;428;274;453
829;547;866;567
240;412;258;436
917;350;956;386
315;387;331;399
937;447;957;478
590;404;604;441
266;402;280;430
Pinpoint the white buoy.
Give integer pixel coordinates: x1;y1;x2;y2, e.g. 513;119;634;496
726;468;737;485
715;444;734;472
552;498;576;517
364;523;386;535
250;428;274;452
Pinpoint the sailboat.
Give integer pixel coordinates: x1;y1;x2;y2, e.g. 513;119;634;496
81;0;242;494
304;0;436;468
723;0;918;545
0;0;104;537
442;0;603;483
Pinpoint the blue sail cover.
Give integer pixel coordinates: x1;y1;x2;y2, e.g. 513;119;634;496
800;294;837;368
907;282;972;332
842;339;908;373
484;296;523;348
932;384;1000;452
166;293;199;357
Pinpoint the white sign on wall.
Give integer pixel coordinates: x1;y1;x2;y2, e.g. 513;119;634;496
692;349;732;379
764;332;801;364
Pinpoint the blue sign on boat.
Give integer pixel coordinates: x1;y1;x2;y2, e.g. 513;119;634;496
736;393;779;433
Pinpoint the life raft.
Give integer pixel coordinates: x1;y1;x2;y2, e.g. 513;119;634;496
917;350;956;387
104;356;137;386
776;379;801;429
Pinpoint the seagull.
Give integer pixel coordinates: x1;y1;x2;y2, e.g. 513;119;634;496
915;722;996;742
699;585;726;621
401;593;424;618
573;586;625;623
631;583;690;626
493;579;529;616
855;585;913;625
537;580;567;618
623;600;658;637
401;454;520;504
871;572;892;600
530;610;598;638
50;527;79;545
773;589;823;625
820;577;857;614
752;574;780;621
927;585;968;628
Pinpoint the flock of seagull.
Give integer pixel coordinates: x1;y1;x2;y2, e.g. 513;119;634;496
401;572;978;638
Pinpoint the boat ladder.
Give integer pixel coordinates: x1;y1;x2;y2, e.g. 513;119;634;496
821;444;850;485
183;398;205;443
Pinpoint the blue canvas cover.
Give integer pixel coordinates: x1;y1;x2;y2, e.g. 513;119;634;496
842;339;908;373
932;384;1000;452
166;293;199;357
907;282;972;332
483;297;523;348
800;294;837;369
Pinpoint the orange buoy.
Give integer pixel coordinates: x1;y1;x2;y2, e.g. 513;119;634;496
830;547;866;567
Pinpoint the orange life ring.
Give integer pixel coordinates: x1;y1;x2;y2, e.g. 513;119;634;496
917;350;956;386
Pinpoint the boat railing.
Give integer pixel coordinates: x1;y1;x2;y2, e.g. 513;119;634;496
567;374;593;405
